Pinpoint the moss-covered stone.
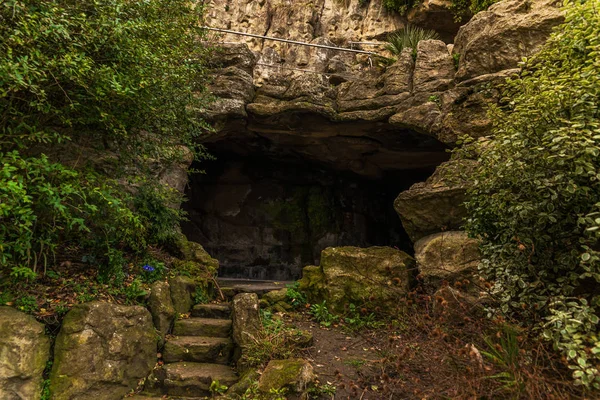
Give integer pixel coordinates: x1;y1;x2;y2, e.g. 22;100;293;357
262;288;288;305
298;265;326;304
148;281;175;347
226;369;259;397
257;359;315;394
301;246;414;314
173;233;219;271
0;307;50;400
49;302;157;400
169;276;196;315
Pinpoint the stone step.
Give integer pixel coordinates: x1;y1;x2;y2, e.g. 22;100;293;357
173;317;232;338
163;336;233;364
191;303;231;319
160;362;238;398
218;278;293;298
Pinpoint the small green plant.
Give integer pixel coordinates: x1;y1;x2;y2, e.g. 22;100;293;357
209;379;228;396
140;261;167;284
344;303;385;331
10;266;37;281
310;301;337;327
268;387;288;400
15;295;39;313
344;358;367;368
285;281;307;309
124;278;147;304
481;326;525;393
385;25;440;60
428;95;441;108
194;286;210;305
307;383;337;397
452;52;460;70
40;379;51;400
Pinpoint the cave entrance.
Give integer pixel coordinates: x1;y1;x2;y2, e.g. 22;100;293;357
181;116;450;281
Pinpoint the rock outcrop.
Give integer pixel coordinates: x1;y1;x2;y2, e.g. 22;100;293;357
453;0;564;82
0;307;50;400
299;246;413;313
231;293;261;349
49;302;157;400
394;159;475;242
414;231;480;285
148;281;176;346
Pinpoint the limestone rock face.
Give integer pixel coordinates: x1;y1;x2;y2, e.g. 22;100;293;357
413;39;455;93
49;302;157;400
148;281;176;346
231;293;261;348
394;159;475;242
258;359;316;394
453;0;564;82
0;307;50;400
407;0;462;42
414;231;480;284
301;246;413;313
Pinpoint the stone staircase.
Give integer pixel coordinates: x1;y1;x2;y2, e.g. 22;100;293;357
137;303;239;399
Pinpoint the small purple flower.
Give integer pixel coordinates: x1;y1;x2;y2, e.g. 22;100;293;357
142;264;155;272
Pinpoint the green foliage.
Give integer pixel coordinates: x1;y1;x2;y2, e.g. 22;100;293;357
209;380;228;396
382;0;418;15
344;303;385;331
285;281;307;309
194;286;210;305
453;53;461;70
310;301;337;327
15;294;38;313
385;25;440;59
0;0;212;279
458;1;600;389
123;278;147;304
139;261;167;284
450;0;500;22
307;383;337;398
481;326;524;393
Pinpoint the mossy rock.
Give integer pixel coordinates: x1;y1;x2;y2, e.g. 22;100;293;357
172;233;219;271
227;369;260;396
257;359;315;394
302;246;414;314
298;265;326;304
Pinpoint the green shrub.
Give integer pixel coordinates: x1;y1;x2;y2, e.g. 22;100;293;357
0;0;212;279
450;0;500;22
382;0;418;15
385;25;440;59
459;1;600;389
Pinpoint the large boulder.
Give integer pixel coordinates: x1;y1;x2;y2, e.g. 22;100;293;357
300;246;413;313
257;359;315;394
394;159;475;242
49;302;157;400
414;231;480;286
0;307;50;400
453;0;564;82
148;281;176;346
